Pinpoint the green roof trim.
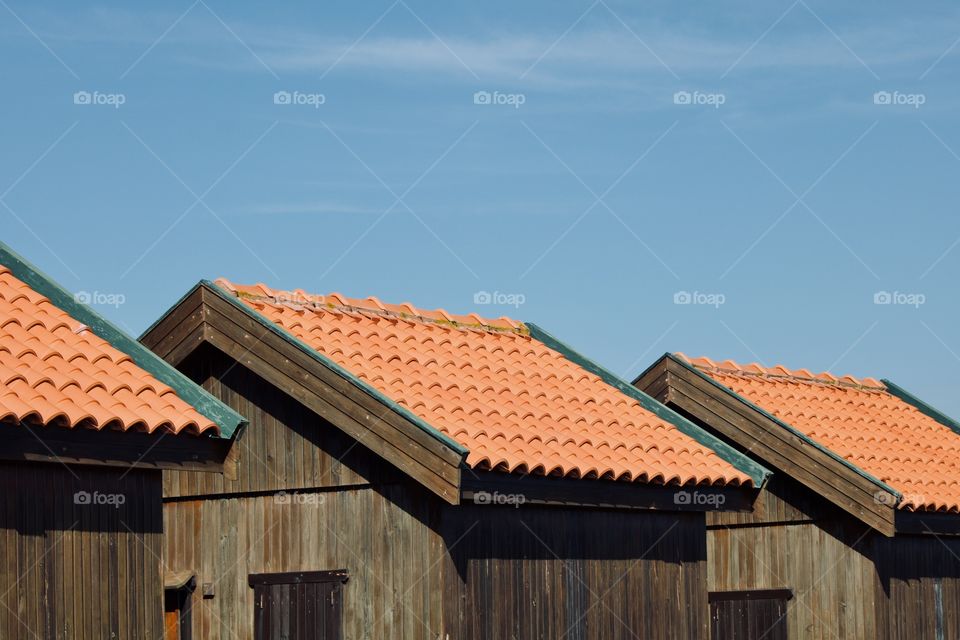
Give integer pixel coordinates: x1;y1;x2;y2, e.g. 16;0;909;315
525;325;771;487
203;281;470;457
0;241;246;439
883;378;960;437
665;353;899;498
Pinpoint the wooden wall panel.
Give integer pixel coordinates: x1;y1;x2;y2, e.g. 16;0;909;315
163;483;445;640
441;505;709;640
709;520;879;639
874;534;960;639
0;462;164;639
707;476;883;639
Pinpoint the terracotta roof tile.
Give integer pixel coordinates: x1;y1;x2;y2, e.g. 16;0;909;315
0;264;218;436
677;353;960;512
214;280;756;487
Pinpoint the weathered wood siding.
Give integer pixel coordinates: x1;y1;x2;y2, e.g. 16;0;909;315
0;462;164;639
164;484;445;639
442;504;709;639
874;534;960;639
163;344;716;639
707;476;881;639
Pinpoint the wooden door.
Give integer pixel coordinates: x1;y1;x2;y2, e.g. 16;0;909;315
249;570;348;640
710;590;791;640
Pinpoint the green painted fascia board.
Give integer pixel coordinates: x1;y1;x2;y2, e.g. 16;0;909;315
883;378;960;437
665;353;900;498
525;325;771;487
0;242;246;439
203;281;470;458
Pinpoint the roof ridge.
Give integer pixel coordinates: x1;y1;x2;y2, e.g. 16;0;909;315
674;353;885;390
214;278;528;335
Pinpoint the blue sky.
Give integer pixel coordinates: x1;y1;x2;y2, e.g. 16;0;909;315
3;1;960;412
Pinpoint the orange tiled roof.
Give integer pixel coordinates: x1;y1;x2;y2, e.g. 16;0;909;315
679;354;960;512
214;280;757;487
0;265;218;436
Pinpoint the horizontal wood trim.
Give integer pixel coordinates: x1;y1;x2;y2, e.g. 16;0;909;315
248;570;349;586
0;421;228;473
709;589;794;602
634;358;896;536
462;471;758;512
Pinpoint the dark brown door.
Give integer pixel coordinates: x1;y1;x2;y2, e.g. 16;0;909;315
249;570;348;640
710;589;792;640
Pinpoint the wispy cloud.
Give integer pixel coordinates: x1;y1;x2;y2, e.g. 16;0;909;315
242;201;383;215
7;6;960;86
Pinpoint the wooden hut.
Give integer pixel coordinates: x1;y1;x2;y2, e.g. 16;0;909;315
142;279;770;639
635;353;960;639
0;242;244;639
